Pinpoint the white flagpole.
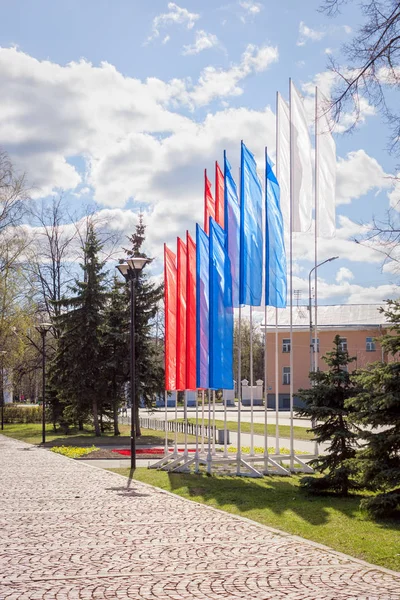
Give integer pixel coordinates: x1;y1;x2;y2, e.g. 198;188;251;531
250;306;254;456
184;390;188;458
174;391;178;455
236;304;242;474
314;86;320;457
212;390;216;455
264;303;268;470
195;390;199;471
201;390;205;453
223;390;228;458
275;309;279;454
275;92;281;456
164;390;168;455
207;389;212;474
289;78;295;470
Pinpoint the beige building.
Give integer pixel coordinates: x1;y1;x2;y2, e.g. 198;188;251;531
262;304;387;409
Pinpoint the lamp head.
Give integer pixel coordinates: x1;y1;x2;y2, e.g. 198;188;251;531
35;323;52;335
116;263;130;280
127;256;149;273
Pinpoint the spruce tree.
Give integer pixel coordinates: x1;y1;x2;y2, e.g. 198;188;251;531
50;225;108;436
100;275;130;435
348;300;400;517
123;214;164;435
297;335;359;496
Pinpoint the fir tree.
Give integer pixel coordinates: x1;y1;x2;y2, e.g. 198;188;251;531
123;214;164;436
297;335;359;496
100;275;130;435
50;225;108;436
348;300;400;517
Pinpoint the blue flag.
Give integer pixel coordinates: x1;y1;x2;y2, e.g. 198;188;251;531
224;151;240;307
196;225;210;389
265;152;287;308
240;141;263;306
209;218;234;390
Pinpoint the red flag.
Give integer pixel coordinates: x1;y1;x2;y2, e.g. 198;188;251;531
164;244;177;391
176;237;187;390
186;232;197;390
215;161;225;228
204;169;215;235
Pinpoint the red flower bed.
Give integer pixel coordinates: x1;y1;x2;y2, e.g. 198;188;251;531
112;448;197;456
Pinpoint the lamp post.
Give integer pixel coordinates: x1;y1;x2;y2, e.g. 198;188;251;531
35;323;52;444
116;256;149;470
0;351;7;430
308;257;339;373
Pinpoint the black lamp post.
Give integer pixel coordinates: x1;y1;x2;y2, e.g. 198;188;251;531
35;323;52;444
308;256;339;373
0;351;7;430
116;256;149;470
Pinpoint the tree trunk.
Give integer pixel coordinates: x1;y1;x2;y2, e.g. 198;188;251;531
100;411;104;433
92;399;101;437
78;420;84;431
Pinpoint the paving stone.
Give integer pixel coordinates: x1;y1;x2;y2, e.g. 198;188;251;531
0;435;399;599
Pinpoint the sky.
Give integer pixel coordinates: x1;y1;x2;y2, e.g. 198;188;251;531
0;0;399;306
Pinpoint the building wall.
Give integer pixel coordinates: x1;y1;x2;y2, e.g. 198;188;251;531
265;328;383;399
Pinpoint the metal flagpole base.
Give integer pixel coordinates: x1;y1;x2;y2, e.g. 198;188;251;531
149;451;179;470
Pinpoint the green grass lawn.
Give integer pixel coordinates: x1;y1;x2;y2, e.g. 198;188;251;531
0;423;197;446
110;468;400;572
180;418;314;441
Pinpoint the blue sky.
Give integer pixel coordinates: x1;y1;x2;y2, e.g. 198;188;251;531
0;0;399;305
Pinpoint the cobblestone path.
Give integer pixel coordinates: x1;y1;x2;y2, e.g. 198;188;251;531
0;435;399;599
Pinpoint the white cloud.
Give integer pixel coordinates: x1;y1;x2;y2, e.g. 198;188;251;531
388;174;400;210
162;35;170;45
343;25;352;34
239;0;262;20
336;267;354;283
182;30;219;56
336;149;392;205
297;21;326;46
147;3;199;43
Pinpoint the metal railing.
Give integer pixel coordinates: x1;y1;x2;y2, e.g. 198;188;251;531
138;416;215;439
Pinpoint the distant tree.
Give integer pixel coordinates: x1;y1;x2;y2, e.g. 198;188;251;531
297;335;359;496
123;214;164;436
50;225;108;435
233;318;264;386
348;300;400;517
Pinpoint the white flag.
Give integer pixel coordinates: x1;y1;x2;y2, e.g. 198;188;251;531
277;93;290;233
290;80;313;232
316;88;336;238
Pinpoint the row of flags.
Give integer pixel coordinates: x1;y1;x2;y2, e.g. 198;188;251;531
164;81;336;393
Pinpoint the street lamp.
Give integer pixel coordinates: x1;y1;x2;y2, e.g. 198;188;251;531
308;257;339;373
35;323;52;444
0;351;7;430
116;256;149;470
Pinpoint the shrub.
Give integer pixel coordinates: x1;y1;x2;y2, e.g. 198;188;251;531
3;405;42;424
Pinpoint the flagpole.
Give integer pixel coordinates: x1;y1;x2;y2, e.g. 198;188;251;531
195;389;199;471
223;390;228;458
264;303;268;471
236;304;242;474
212;390;216;455
250;306;254;456
289;78;294;471
184;389;188;459
201;389;205;453
174;390;178;456
207;389;212;474
314;86;319;457
275;92;281;456
264;146;268;471
164;389;168;456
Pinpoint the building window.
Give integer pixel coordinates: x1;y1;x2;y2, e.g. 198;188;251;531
282;366;290;385
366;337;376;352
312;338;320;353
282;338;291;353
339;337;347;352
282;396;290;409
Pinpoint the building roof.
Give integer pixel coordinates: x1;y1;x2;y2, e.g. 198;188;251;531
262;304;388;330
